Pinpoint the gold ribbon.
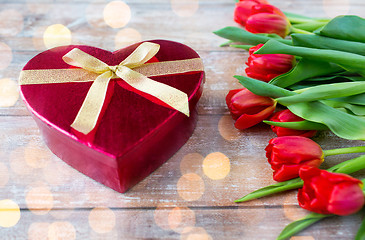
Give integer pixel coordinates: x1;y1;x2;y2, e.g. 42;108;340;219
19;42;204;135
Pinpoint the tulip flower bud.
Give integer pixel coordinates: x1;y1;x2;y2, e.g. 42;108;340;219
245;6;291;38
269;109;317;137
265;136;324;182
226;88;276;130
234;0;269;26
245;44;295;82
298;166;365;216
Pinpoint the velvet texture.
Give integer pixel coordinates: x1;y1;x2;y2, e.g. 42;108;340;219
20;40;205;193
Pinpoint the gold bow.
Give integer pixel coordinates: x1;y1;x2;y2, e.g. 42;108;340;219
19;42;204;135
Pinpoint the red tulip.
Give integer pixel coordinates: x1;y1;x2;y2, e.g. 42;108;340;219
269;109;317;137
250;3;286;18
265;136;324;182
234;0;269;26
245;44;295;82
226;88;276;130
298;166;364;216
245;4;291;38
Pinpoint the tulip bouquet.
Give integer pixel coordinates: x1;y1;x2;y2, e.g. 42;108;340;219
214;0;365;239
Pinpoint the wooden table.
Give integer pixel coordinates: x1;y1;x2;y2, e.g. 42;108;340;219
1;0;365;239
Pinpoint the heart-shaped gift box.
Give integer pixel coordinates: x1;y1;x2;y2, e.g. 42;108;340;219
19;40;205;193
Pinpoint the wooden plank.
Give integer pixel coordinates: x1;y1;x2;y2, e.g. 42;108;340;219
0;207;362;239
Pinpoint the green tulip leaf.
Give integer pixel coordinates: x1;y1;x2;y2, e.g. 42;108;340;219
324;100;365;116
277;213;331;240
235;178;303;203
263;120;328;130
306;75;365;82
230;44;254;50
213;27;292;46
255;39;365;71
276;82;365;105
292;33;365;56
332;93;365;105
318;15;365;42
291;21;327;32
269;58;343;88
288;101;365;140
234;75;294;98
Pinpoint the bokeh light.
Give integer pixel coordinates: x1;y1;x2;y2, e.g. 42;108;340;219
290;237;315;240
0;199;21;228
43;24;72;49
9;146;32;176
181;227;213;240
168;207;196;233
115;28;142;49
202;152;230;180
89;229;119;239
0;42;13;70
0;162;9;187
25;185;54;215
50;193;74;219
284;194;309;221
171;0;199;17
0;10;24;37
180;153;204;176
177;173;205;201
154;203;175;230
322;0;350;18
88;207;116;233
0;78;19;107
103;1;131;28
48;221;76;240
28;222;50;239
43;159;72;186
25;140;51;168
218;115;242;141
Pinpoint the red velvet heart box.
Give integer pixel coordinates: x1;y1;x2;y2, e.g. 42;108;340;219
19;40;205;193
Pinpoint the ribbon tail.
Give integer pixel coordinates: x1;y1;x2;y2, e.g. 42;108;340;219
116;66;190;117
71;71;113;135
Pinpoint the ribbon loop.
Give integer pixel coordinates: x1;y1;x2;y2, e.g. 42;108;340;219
62;48;109;74
120;42;160;68
65;42;191;135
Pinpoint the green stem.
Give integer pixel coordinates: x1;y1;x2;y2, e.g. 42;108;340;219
234;179;303;203
276;213;330;240
220;40;233;47
290;26;313;35
230;44;254;50
324;146;365;157
235;155;365;203
355;209;365;240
